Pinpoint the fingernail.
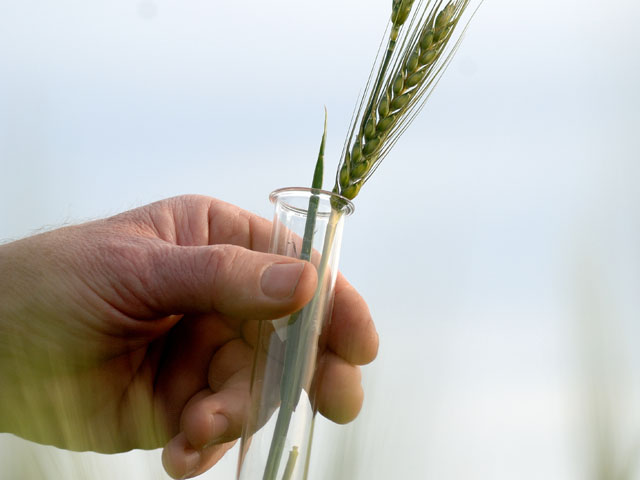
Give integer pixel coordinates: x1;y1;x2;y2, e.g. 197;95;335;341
182;449;200;479
261;262;305;299
208;413;229;445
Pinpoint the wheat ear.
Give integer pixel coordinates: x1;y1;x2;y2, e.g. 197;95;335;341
335;0;471;200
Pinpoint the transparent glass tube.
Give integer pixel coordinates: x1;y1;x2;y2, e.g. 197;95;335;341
237;187;354;480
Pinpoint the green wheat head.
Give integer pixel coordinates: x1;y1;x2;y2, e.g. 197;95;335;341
334;0;472;200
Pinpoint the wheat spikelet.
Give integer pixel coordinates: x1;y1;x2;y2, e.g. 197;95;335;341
335;0;472;200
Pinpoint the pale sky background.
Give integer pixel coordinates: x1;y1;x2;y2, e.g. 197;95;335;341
1;0;640;478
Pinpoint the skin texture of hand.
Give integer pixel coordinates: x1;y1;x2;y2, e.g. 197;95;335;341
0;195;378;479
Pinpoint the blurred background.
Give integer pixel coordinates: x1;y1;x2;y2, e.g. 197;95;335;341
1;0;640;478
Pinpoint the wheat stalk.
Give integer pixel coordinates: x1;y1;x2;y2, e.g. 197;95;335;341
334;0;472;200
256;2;476;479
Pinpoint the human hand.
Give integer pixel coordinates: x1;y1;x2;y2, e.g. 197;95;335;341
0;195;378;478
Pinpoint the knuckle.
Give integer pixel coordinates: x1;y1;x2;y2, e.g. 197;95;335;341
205;245;248;309
206;244;241;281
215;244;252;279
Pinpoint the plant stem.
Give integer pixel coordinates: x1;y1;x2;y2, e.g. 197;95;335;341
281;447;299;480
262;111;327;480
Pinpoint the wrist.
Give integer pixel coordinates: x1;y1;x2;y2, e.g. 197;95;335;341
0;240;30;432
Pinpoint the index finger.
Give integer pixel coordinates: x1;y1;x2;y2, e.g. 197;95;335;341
119;195;274;251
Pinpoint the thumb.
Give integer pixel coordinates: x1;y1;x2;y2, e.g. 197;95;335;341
145;244;318;319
